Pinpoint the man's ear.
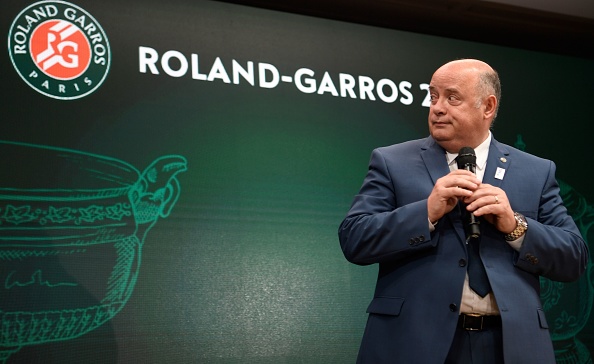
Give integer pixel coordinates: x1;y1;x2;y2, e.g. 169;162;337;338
483;95;497;119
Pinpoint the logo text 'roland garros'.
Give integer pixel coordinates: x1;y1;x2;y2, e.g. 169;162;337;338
8;1;110;100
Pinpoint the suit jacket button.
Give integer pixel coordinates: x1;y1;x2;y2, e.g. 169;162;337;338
525;254;539;265
459;259;467;267
449;303;457;312
419;235;425;242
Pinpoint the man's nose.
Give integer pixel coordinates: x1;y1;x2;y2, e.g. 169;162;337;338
431;99;446;115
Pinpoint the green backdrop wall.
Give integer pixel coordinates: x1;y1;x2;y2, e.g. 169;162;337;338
1;1;593;363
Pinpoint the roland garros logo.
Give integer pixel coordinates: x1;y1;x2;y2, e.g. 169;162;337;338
8;1;110;100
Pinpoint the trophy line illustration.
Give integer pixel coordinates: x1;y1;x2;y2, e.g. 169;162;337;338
0;140;187;363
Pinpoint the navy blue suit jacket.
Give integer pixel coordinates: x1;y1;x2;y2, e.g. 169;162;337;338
339;136;588;363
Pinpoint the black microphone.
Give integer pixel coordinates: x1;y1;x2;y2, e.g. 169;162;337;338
456;147;481;239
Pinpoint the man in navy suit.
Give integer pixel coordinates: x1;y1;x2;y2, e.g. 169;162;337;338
338;59;588;363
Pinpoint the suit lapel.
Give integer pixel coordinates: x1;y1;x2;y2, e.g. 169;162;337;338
483;139;511;188
420;137;466;245
420;137;449;185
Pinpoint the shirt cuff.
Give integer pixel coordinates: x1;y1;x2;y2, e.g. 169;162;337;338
506;234;525;251
428;218;437;232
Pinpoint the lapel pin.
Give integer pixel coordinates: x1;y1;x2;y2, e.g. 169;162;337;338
500;157;507;163
495;167;506;180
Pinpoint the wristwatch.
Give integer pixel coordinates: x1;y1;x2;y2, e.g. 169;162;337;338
504;212;528;241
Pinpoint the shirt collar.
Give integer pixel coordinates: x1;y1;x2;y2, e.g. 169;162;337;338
445;132;491;172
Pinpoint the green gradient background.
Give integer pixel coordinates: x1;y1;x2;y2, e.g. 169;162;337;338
1;1;593;363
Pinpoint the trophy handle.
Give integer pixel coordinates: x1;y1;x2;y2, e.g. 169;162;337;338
131;155;188;226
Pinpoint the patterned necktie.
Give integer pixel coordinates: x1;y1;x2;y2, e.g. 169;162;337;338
467;236;491;297
461;206;491;297
452;153;491;296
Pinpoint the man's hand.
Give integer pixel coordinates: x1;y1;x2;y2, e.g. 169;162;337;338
464;183;517;234
427;170;480;223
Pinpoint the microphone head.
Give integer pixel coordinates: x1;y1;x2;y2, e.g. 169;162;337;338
456;147;477;169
